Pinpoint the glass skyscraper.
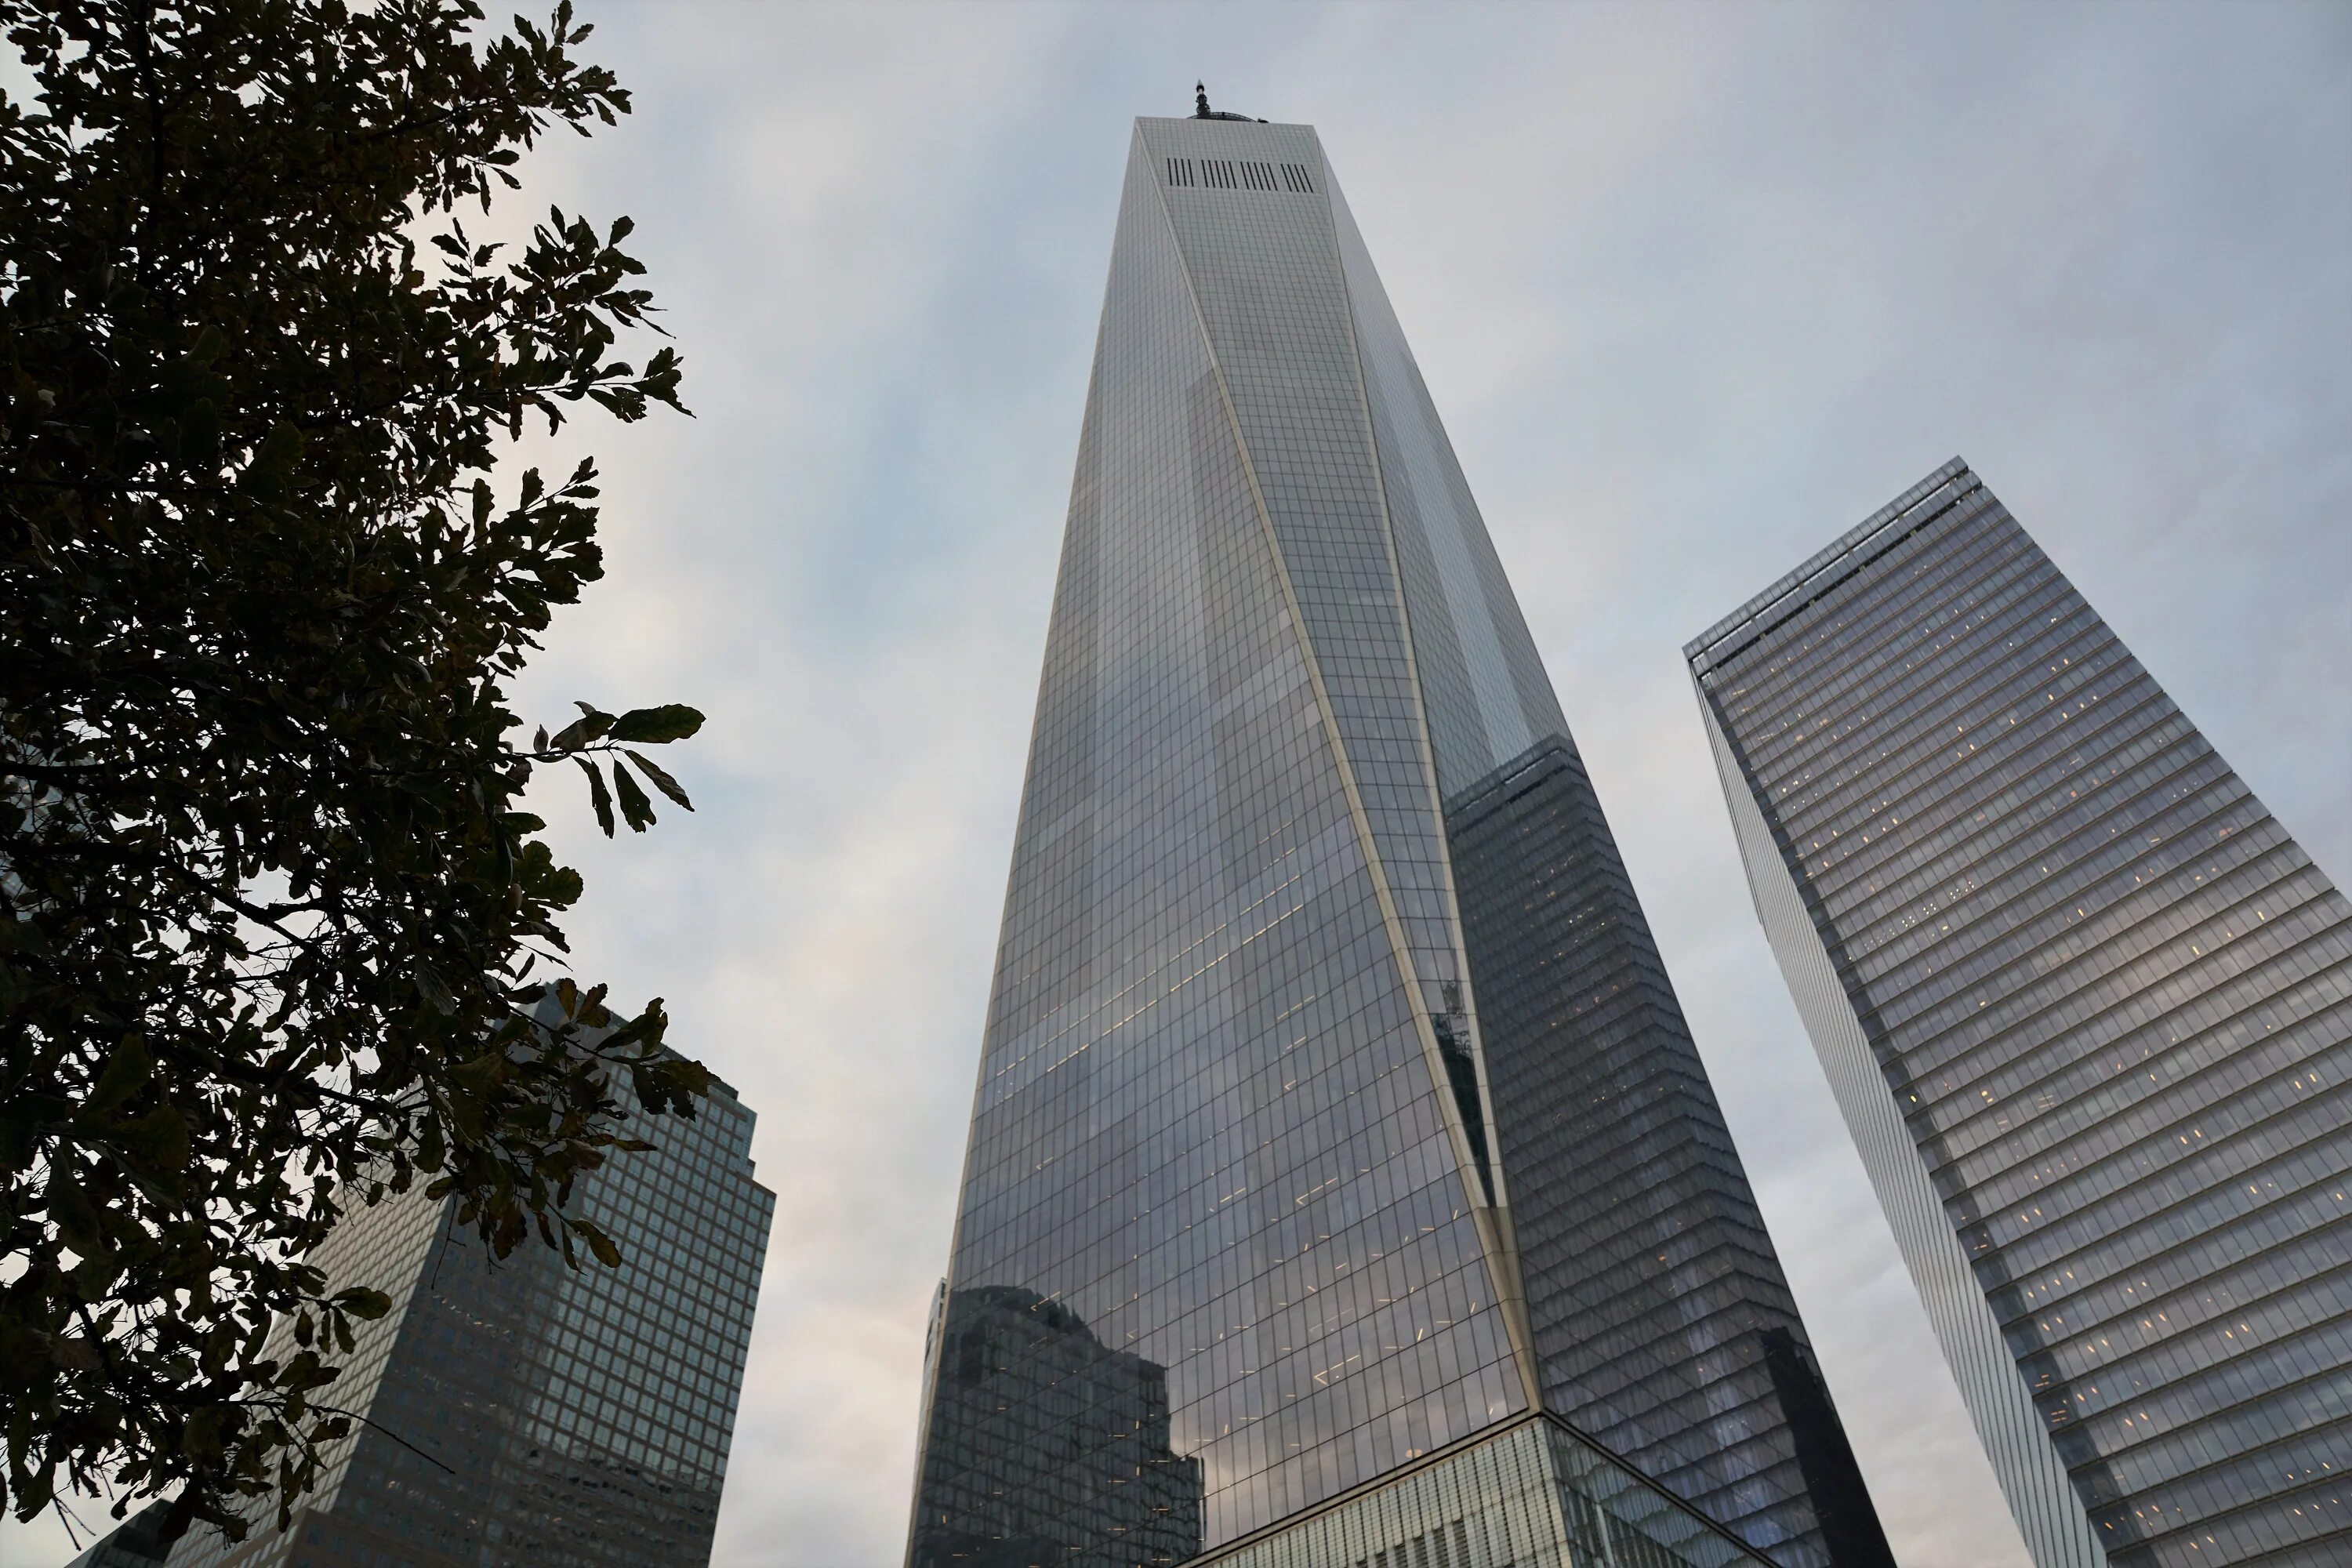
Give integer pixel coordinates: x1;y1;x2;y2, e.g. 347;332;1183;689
67;1502;172;1567
905;107;1889;1567
1686;458;2352;1567
165;1054;775;1568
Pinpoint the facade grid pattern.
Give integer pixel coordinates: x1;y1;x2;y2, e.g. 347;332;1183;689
1196;1416;1776;1568
1689;459;2352;1567
166;1067;775;1568
1445;738;1886;1565
910;123;1523;1565
909;111;1889;1567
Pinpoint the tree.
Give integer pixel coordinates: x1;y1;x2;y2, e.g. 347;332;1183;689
0;0;713;1546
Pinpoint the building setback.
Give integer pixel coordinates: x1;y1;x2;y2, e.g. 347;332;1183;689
904;105;1889;1566
166;1048;775;1568
1686;458;2352;1567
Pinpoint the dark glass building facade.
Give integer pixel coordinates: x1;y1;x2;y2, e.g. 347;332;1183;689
905;111;1887;1566
67;1502;172;1568
1687;458;2352;1567
165;1063;775;1568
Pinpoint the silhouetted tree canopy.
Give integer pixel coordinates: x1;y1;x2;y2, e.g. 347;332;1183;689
0;0;710;1545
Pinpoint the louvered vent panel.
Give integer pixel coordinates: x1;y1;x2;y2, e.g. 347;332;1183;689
1163;151;1316;197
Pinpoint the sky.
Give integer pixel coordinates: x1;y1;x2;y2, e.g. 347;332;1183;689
12;3;2351;1566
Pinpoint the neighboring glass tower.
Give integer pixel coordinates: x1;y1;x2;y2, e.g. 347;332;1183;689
1686;458;2352;1568
906;105;1888;1567
166;1052;775;1568
67;1502;172;1567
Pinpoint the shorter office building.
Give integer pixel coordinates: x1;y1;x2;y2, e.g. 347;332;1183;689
67;1502;172;1567
165;1052;774;1568
1687;458;2352;1566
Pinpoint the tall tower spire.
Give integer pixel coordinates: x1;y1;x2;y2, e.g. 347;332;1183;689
906;113;1889;1567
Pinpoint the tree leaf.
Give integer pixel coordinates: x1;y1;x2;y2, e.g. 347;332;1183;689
549;704;615;752
608;704;703;744
118;1104;194;1177
575;1221;621;1269
612;758;655;833
622;750;691;810
575;757;615;837
239;419;305;498
83;1035;155;1117
48;1169;104;1259
332;1289;393;1322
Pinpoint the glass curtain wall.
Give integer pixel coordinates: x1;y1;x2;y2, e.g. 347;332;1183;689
1689;459;2352;1567
909;112;1887;1567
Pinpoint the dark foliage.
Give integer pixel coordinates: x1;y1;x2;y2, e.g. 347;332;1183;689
0;0;710;1544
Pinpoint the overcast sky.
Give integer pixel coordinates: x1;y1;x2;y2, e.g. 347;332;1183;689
15;4;2351;1566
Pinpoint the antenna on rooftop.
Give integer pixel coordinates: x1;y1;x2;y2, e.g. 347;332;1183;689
1189;80;1268;123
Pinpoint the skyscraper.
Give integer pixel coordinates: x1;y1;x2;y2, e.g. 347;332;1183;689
1686;458;2352;1567
165;1052;775;1568
905;104;1888;1567
67;1502;172;1568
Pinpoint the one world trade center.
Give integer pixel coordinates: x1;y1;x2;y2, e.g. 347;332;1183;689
905;100;1893;1568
